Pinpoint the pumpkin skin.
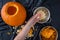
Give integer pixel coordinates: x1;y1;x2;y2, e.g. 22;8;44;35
1;2;26;26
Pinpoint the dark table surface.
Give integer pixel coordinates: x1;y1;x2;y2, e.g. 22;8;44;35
0;0;60;40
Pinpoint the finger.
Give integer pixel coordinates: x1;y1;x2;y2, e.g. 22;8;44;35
26;13;40;26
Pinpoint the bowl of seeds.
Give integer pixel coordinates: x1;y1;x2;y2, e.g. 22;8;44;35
33;7;50;23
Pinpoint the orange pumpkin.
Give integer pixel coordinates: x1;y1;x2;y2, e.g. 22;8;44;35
1;2;26;26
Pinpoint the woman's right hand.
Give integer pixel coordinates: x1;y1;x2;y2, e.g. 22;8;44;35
14;13;41;40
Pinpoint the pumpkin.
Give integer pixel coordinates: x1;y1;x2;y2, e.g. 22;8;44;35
1;2;26;26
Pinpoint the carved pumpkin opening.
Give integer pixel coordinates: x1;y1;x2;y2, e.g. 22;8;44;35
7;6;17;15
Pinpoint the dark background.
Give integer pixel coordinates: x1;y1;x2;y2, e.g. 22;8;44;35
0;0;60;40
